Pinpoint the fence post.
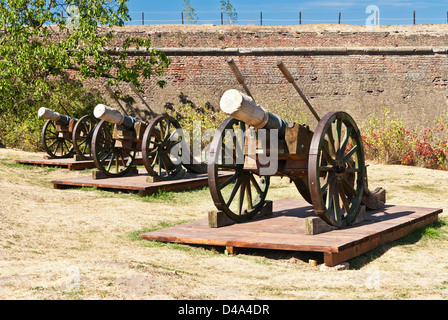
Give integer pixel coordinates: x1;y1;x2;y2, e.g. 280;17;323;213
299;11;301;24
181;12;184;24
260;11;263;25
142;12;144;25
413;10;416;24
221;12;223;25
338;12;341;24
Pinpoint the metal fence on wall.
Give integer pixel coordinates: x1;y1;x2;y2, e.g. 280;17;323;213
126;9;448;26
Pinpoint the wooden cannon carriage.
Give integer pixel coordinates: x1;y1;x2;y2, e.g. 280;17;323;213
207;60;385;228
38;107;96;160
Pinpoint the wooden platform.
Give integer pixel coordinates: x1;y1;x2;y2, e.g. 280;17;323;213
52;170;232;197
16;158;144;170
141;198;442;266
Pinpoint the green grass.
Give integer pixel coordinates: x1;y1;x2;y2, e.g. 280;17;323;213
396;217;448;243
0;158;37;170
403;184;440;194
127;220;188;242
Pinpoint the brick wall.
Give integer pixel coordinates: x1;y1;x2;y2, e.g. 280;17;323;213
91;24;448;127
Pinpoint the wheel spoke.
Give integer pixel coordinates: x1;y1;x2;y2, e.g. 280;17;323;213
118;151;127;167
151;150;159;167
338;182;351;214
335;119;342;151
325;129;337;158
158;153;162;176
322;141;335;164
226;178;242;207
342;178;358;196
333;183;341;221
46;138;58;150
164;120;171;140
339;127;352;157
53;141;61;155
320;172;334;193
219;172;240;190
100;148;113;162
249;175;262;194
237;178;246;215
106;151;115;172
326;179;335;209
246;180;253;210
343;145;358;162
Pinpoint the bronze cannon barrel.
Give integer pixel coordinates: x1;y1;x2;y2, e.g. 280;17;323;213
219;89;287;138
38;107;73;125
93;104;144;129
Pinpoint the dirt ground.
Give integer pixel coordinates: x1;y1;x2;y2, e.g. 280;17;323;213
0;147;447;300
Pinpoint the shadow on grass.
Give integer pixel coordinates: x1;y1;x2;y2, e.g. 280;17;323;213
348;217;448;269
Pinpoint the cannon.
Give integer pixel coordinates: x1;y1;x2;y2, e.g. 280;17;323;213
207;60;385;228
91;104;204;179
38;107;96;160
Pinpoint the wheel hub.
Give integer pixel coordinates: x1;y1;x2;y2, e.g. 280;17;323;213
334;160;346;180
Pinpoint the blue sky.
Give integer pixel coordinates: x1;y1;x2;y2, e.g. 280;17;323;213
125;0;448;25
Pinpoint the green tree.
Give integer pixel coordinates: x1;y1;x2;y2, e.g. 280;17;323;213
220;0;237;24
182;0;198;24
0;0;171;149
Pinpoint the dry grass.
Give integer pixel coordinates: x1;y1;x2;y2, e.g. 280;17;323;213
0;148;447;300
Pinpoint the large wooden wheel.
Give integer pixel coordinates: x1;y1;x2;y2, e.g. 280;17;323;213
91;120;137;177
308;111;366;227
208;117;270;222
72;115;96;160
142;115;184;180
41;119;74;159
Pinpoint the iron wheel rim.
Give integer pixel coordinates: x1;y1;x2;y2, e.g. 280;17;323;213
308;111;365;227
208;117;270;222
92;120;137;177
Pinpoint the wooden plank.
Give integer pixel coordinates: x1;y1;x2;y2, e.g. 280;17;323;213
141;198;442;266
16;158;144;170
52;170;233;196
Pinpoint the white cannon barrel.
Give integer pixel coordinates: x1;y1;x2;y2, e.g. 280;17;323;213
220;89;269;128
220;89;287;138
94;104;143;128
94;104;125;125
38;107;71;124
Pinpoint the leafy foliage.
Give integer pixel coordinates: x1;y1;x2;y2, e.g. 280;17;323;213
0;0;170;150
182;0;198;24
361;107;448;170
220;0;237;24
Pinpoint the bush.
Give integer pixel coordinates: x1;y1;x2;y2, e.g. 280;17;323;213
0;80;105;151
360;106;448;170
402;121;448;170
360;107;415;164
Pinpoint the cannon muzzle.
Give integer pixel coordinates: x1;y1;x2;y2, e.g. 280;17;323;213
220;89;287;138
94;104;143;129
38;107;72;125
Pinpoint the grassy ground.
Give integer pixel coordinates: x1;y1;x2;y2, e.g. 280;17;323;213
0;147;447;300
